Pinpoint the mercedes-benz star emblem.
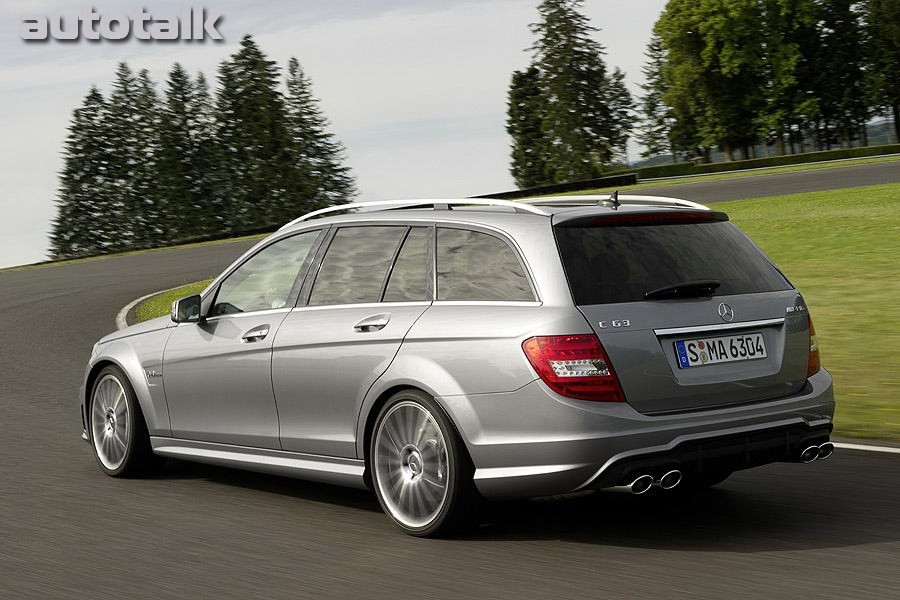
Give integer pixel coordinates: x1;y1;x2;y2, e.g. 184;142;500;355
718;302;734;322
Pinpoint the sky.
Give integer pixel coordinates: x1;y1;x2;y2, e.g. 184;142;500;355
0;0;668;269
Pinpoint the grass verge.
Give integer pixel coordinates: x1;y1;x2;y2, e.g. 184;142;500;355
133;279;214;324
128;183;900;440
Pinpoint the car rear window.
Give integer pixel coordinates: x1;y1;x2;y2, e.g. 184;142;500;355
555;219;791;305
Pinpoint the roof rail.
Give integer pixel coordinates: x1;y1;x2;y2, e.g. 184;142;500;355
279;198;550;229
521;194;709;210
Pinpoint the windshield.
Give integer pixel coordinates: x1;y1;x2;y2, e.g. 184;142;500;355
554;220;792;305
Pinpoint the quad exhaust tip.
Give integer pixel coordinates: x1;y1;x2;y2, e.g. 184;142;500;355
801;442;835;463
658;469;683;490
628;474;655;495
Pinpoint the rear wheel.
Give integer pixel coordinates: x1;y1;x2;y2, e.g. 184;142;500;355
89;365;158;477
370;390;474;536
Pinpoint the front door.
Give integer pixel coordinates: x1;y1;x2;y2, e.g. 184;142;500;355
163;229;322;448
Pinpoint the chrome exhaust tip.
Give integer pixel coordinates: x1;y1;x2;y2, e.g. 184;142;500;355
629;474;654;495
659;469;683;490
800;445;820;463
817;442;834;460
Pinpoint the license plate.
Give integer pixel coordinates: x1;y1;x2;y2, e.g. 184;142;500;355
674;332;767;368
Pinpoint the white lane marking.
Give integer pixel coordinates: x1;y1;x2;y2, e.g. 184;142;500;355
833;442;900;455
115;284;195;330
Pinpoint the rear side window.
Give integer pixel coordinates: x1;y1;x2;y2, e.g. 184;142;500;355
437;228;534;301
555;220;791;305
309;226;406;306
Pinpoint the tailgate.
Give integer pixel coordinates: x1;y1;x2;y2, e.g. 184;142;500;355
577;292;810;414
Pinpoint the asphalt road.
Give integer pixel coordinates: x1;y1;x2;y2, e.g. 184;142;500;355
634;158;900;203
1;166;899;599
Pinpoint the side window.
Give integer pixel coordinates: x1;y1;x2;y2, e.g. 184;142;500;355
383;228;430;302
213;231;320;316
308;226;407;306
436;228;534;301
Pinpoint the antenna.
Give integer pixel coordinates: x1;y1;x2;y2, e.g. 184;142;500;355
609;190;621;210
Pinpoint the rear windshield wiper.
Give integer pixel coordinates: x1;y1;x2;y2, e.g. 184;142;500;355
644;280;721;300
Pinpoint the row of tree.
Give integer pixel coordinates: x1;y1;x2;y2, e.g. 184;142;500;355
50;35;355;259
638;0;900;162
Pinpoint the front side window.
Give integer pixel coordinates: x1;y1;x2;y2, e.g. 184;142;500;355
308;226;407;306
436;228;534;301
212;231;319;315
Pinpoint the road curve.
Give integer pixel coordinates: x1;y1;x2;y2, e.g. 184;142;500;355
2;173;899;598
635;158;900;203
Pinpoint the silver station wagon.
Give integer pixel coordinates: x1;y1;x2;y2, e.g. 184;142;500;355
80;195;835;536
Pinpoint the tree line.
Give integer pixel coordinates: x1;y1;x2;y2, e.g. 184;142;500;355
507;0;899;188
50;34;355;259
640;0;900;162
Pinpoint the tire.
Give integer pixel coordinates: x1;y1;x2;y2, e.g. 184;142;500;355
88;365;159;477
370;389;475;537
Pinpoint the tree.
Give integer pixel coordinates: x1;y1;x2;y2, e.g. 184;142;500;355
158;64;221;239
506;66;548;187
866;0;900;141
506;0;633;185
50;87;114;258
105;63;162;249
636;34;675;160
815;0;870;148
283;57;356;216
215;34;289;231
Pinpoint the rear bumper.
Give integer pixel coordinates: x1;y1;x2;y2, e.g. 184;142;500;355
439;368;834;499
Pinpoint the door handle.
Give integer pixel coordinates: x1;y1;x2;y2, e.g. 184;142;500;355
353;313;390;333
242;325;270;342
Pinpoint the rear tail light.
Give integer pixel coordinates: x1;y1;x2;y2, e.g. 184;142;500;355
807;314;821;377
522;334;625;402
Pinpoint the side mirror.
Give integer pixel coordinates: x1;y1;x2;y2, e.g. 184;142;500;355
171;294;204;323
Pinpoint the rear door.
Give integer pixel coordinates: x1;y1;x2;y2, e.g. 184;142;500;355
272;225;432;458
554;211;810;414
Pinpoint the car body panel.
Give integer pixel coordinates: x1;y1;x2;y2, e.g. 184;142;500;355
272;302;430;457
162;310;290;448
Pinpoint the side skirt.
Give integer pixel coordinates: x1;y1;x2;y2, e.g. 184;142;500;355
150;437;368;489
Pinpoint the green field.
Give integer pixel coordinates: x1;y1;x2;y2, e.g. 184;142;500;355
131;183;899;440
718;184;900;440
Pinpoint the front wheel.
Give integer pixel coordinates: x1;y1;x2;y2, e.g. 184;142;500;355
370;390;475;536
89;365;158;477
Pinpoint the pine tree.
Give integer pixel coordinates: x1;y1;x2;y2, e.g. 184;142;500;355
133;69;163;246
105;63;161;249
527;0;633;181
283;57;356;218
50;87;114;258
215;35;289;231
636;34;675;160
158;64;221;240
506;66;548;188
